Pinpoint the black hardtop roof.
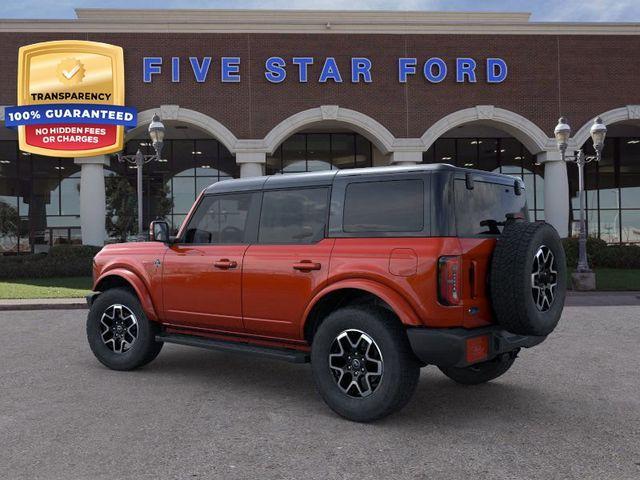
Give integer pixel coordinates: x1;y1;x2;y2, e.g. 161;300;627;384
203;164;522;195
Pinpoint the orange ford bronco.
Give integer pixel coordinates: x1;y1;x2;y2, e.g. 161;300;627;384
87;164;566;422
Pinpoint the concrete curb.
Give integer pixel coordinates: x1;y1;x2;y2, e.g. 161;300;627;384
0;298;87;311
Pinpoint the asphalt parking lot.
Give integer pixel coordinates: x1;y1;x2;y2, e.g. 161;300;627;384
1;305;639;480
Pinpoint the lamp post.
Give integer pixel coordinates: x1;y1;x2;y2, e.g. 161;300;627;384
117;113;166;241
554;116;607;275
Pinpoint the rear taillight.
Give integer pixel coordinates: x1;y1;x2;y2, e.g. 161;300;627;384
438;256;461;305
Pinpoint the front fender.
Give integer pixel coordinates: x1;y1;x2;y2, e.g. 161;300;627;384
301;278;423;338
94;268;159;321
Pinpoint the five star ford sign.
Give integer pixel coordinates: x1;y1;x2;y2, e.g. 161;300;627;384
4;40;137;157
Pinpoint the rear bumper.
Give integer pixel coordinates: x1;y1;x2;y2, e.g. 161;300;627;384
406;326;546;368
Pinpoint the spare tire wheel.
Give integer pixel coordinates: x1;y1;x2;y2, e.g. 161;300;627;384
490;221;567;336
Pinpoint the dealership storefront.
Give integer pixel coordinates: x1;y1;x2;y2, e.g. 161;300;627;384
0;9;639;252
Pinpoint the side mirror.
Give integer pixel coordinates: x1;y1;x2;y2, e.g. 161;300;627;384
149;220;169;243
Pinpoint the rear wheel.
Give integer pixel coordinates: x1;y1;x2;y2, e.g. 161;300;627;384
439;353;516;385
311;306;420;422
87;288;163;371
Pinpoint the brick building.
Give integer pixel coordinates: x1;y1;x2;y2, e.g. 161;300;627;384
0;9;639;250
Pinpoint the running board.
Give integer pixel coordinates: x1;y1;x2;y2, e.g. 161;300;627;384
156;333;310;363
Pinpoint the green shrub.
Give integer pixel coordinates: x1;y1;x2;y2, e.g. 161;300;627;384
562;237;640;269
0;245;102;279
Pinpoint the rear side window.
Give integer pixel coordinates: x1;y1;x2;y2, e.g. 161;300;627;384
183;193;256;244
259;188;329;244
455;180;528;236
343;180;424;233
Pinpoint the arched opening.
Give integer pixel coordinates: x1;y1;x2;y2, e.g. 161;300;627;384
573;120;640;244
265;124;387;175
111;120;240;240
422;123;546;221
0;126;83;254
262;106;395;174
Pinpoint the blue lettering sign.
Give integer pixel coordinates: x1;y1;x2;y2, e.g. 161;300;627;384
221;57;241;83
189;57;211;83
292;57;314;82
424;58;447;83
265;56;287;83
351;58;372;83
456;58;477;83
398;58;417;83
487;58;508;83
171;57;180;83
143;57;162;83
319;57;342;83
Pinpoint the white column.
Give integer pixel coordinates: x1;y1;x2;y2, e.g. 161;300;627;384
390;151;422;165
537;151;569;238
236;152;266;178
74;155;109;246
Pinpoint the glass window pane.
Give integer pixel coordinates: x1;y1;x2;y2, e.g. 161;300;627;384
477;138;499;171
31;155;59;178
266;146;282;175
197;176;217;196
456;138;478;168
499;138;523;174
172;177;195;214
194;139;219;176
172;140;195;177
259;188;329;244
344;180;424;233
620;137;640;209
60;177;80;215
184;193;256;244
435;138;455;164
422;145;435;164
455;180;527;236
332;134;355;169
0;141;18;177
282;134;306;173
307;134;332;171
621;210;640;244
355;134;372;168
219;145;238;179
599;210;620;243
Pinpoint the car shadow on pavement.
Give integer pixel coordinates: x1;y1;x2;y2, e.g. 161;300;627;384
108;345;587;428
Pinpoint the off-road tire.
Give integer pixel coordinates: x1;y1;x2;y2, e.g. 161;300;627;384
490;221;567;336
311;306;420;422
87;288;163;371
439;354;516;385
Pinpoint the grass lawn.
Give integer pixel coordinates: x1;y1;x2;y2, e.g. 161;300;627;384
583;268;640;291
0;277;93;299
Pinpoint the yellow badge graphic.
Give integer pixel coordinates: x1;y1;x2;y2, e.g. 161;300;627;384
56;58;86;85
6;40;136;158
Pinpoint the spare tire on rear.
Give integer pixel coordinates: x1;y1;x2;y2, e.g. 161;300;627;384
490;221;566;336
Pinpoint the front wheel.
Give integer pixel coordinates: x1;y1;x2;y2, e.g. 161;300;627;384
438;353;516;385
311;306;420;422
87;288;163;371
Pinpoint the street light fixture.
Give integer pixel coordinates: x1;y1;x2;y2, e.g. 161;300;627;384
554;116;607;275
117;113;166;241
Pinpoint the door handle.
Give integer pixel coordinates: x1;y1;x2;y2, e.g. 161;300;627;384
293;260;321;272
214;259;238;269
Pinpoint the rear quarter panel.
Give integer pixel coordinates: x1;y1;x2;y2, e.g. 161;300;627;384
328;237;468;328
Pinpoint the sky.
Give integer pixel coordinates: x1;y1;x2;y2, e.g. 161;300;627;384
0;0;639;22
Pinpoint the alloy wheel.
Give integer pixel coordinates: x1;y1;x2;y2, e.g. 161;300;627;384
531;245;558;312
328;329;384;398
99;304;139;353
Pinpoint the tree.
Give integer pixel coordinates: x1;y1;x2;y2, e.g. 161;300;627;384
105;176;137;242
105;176;174;242
0;201;20;252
